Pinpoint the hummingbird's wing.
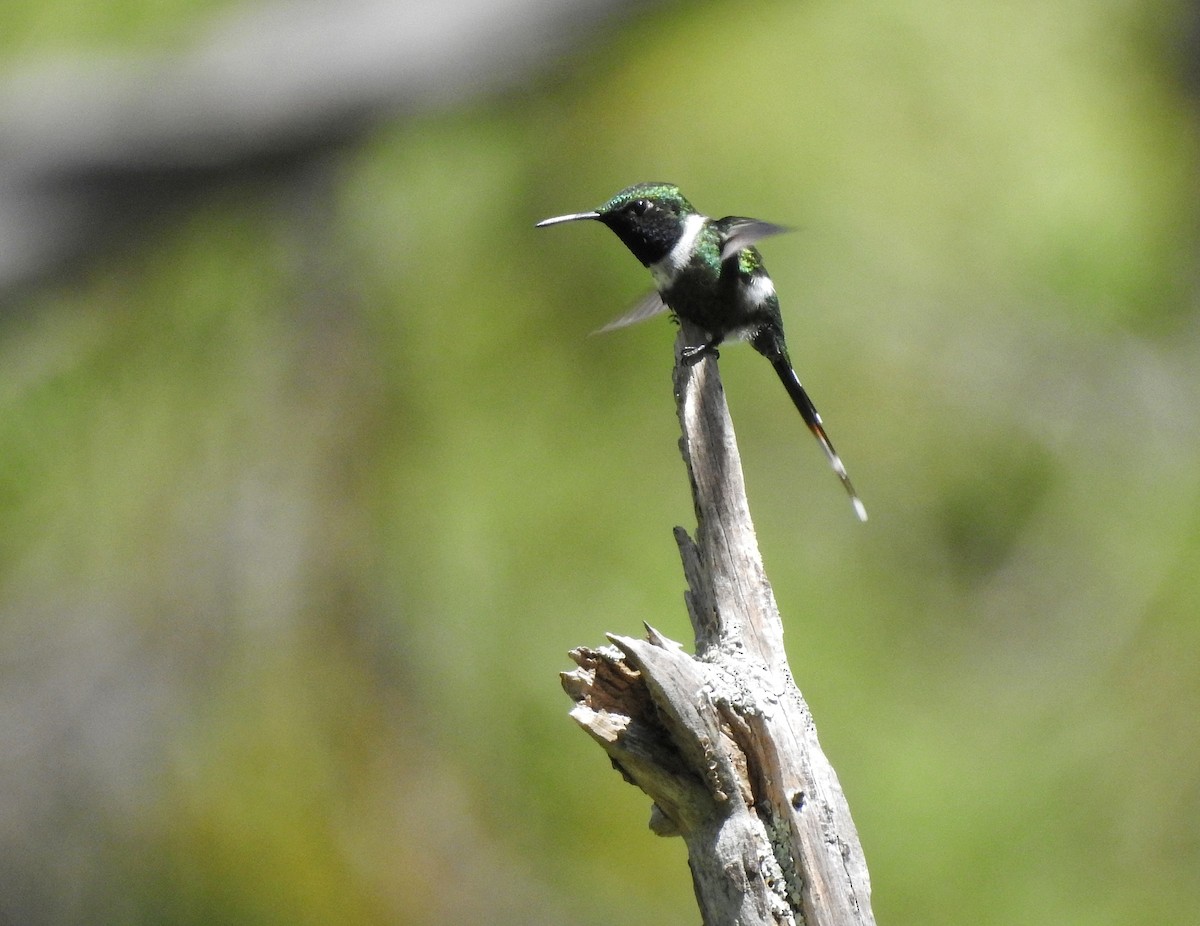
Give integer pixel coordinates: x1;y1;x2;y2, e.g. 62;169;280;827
591;290;670;335
715;218;790;262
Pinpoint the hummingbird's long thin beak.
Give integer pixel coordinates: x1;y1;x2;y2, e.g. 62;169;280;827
535;211;601;227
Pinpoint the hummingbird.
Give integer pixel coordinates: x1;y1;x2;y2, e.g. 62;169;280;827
537;182;867;522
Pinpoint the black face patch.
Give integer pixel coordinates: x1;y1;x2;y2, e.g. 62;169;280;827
590;183;696;267
598;199;682;266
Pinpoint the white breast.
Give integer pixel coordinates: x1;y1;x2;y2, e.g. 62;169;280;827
650;213;708;289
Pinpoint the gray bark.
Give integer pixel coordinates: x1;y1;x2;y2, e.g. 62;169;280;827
562;325;876;926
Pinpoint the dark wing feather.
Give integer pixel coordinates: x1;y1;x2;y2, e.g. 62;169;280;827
591;290;670;335
716;218;790;263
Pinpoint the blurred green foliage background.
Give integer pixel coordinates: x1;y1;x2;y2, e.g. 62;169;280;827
1;0;1198;923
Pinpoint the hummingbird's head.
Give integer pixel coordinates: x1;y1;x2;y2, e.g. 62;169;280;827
536;183;698;267
595;183;697;266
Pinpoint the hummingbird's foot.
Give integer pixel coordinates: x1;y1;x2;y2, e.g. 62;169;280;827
681;341;719;366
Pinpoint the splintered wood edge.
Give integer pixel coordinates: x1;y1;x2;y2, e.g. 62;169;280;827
561;636;716;833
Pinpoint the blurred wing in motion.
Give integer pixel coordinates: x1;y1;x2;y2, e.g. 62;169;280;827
591;290;670;335
716;218;790;262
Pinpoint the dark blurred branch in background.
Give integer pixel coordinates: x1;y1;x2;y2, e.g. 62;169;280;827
0;0;640;302
563;328;875;926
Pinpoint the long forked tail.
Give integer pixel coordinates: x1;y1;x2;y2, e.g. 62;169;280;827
768;356;868;522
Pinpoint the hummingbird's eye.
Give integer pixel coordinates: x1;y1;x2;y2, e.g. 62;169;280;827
630;199;652;216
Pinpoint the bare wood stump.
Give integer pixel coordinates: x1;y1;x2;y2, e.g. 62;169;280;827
561;326;875;926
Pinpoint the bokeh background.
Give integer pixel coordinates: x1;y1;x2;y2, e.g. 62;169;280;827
1;0;1198;923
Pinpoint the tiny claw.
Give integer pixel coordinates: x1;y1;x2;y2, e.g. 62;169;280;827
681;343;719;365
